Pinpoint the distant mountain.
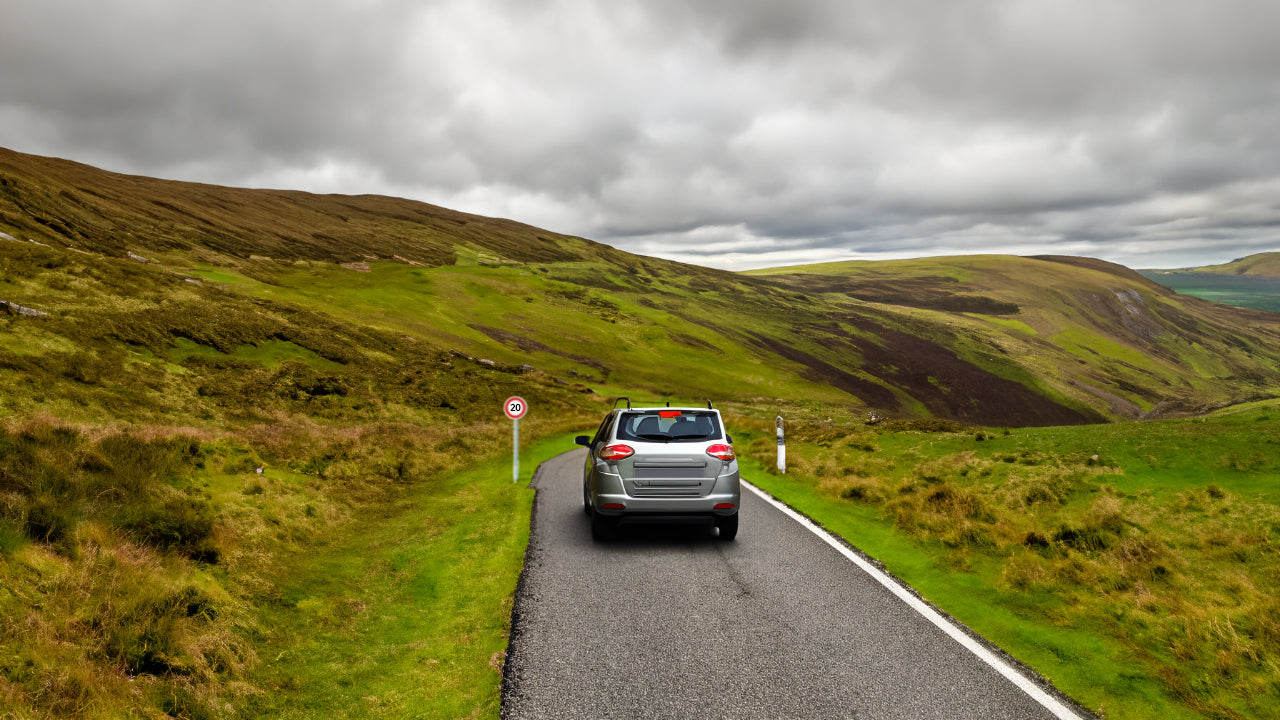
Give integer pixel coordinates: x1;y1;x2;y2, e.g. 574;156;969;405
4;146;1280;427
1166;252;1280;277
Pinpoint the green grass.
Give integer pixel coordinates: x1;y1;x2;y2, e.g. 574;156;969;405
235;433;573;719
167;337;343;371
730;408;1280;720
973;315;1037;335
189;264;260;287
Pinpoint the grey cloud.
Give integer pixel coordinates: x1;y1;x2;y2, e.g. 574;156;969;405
2;0;1279;271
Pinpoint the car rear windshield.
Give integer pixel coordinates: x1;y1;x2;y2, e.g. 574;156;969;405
615;410;722;443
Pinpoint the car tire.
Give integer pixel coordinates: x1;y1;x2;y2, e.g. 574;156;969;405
583;484;592;515
591;510;618;541
715;513;738;541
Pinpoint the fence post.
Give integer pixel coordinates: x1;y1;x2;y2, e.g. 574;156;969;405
776;415;786;474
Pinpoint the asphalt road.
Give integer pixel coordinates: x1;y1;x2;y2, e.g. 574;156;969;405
501;449;1086;720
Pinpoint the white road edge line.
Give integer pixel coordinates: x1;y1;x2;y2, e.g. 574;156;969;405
742;480;1085;720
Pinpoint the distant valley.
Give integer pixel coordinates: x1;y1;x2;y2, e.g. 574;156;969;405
1140;252;1280;312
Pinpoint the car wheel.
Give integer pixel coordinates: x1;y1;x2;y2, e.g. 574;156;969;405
583;484;592;515
591;510;619;541
715;513;738;541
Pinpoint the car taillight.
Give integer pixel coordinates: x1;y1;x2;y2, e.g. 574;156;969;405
706;444;735;461
600;444;634;461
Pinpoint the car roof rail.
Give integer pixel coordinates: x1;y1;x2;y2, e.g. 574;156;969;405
613;396;632;410
706;400;713;409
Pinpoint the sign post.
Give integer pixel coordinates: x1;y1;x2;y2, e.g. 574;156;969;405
776;415;786;474
505;397;528;482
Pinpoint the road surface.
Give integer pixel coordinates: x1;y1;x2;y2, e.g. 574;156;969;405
501;448;1088;720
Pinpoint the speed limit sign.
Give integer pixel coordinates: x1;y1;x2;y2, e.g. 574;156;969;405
504;396;528;420
505;397;527;483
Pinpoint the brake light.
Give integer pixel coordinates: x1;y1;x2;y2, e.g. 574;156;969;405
706;444;735;461
600;444;634;461
658;410;682;418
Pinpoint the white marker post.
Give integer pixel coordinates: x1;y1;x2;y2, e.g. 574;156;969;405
505;396;528;482
776;415;786;474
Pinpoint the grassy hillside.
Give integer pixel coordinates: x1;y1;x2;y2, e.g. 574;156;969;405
1;149;609;719
749;255;1280;419
4;146;1280;719
1181;252;1280;277
8;147;1280;427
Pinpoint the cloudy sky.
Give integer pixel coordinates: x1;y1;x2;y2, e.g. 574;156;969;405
3;0;1280;270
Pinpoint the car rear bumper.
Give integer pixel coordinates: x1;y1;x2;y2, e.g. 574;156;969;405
591;471;740;516
592;493;740;516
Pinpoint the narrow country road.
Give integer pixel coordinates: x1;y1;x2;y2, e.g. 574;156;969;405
501;448;1089;720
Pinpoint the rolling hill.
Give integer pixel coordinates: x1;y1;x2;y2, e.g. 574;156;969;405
6;146;1280;429
747;254;1280;419
1183;251;1280;277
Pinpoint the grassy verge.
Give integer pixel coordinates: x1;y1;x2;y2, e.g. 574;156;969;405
232;432;578;719
0;410;587;720
728;409;1280;720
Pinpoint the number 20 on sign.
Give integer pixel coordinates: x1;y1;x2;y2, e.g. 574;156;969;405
505;397;528;482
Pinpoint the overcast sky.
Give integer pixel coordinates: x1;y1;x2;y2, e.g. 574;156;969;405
3;0;1280;270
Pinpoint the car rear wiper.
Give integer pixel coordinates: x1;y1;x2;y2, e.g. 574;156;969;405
635;433;672;442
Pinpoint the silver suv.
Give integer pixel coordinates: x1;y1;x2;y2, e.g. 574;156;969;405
575;400;740;541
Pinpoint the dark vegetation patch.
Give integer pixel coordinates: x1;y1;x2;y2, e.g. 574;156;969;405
743;312;1100;426
741;329;901;410
668;330;721;353
762;273;1021;314
837;315;1099;426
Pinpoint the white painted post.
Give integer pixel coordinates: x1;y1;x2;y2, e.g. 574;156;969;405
505;397;528;483
776;415;786;474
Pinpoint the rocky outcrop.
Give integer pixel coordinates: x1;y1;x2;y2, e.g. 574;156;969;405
0;300;49;317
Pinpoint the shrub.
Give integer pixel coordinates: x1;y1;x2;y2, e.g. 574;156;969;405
0;517;27;555
1022;530;1051;549
24;494;75;542
840;482;882;503
116;493;217;561
923;484;988;521
1053;524;1114;553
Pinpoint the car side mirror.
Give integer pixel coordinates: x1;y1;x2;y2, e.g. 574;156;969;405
575;435;592;447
